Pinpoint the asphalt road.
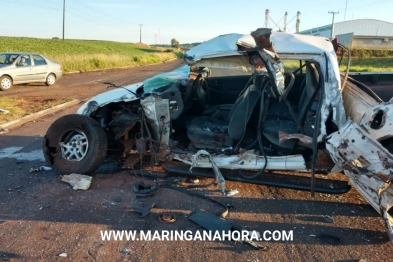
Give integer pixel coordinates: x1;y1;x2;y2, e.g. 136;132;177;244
1;61;393;261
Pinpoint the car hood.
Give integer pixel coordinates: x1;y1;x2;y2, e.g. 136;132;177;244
77;66;190;116
77;83;143;115
184;31;334;64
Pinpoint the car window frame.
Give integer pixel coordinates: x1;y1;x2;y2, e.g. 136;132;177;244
31;54;47;66
16;55;31;67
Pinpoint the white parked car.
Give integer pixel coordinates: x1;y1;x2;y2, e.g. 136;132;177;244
43;28;393;241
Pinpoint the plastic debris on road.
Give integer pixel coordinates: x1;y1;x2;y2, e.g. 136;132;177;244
61;173;93;190
226;189;239;196
29;166;53;172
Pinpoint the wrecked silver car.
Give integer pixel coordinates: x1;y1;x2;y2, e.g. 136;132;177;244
43;28;393;241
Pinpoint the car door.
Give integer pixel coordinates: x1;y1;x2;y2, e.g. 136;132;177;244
31;54;49;81
13;55;34;83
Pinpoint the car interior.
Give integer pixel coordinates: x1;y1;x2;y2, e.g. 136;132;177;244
163;59;326;158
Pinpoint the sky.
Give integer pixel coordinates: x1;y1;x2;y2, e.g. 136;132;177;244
1;0;393;45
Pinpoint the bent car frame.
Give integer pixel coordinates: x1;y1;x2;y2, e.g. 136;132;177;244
42;28;393;241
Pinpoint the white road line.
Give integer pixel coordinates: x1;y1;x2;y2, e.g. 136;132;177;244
0;147;45;161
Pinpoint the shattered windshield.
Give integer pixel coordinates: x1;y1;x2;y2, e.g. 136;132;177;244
143;65;190;93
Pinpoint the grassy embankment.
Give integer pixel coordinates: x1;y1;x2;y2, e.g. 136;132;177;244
0;36;183;73
284;49;393;72
0;97;73;125
0;36;183;125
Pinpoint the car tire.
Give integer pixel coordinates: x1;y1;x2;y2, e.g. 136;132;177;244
0;76;12;91
42;114;108;174
45;73;56;86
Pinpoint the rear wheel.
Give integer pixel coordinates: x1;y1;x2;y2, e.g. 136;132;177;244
0;76;12;91
45;73;56;86
43;114;108;174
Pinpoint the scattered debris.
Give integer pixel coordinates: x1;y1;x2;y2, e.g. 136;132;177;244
319;233;341;245
131;203;155;217
226;189;239;196
120;248;135;255
132;169;167;178
58;253;67;257
310;234;316;237
243;239;269;251
175;150;226;193
189;210;233;232
132;181;159;195
158;213;177;224
324;216;334;223
114;196;122;202
29;166;53;173
61;173;93;190
190;178;199;184
39;202;51;210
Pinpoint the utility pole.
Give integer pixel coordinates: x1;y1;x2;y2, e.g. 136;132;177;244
139;24;142;43
62;0;65;41
328;11;339;39
154;34;157;45
283;11;287;32
159;28;161;45
344;0;348;21
296;11;300;32
264;9;269;28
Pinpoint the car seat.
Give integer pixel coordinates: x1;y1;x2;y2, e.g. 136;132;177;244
187;74;264;149
262;62;319;151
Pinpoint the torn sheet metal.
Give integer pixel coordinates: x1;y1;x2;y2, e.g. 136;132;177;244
344;168;393;244
175;150;306;171
360;103;393;141
327;119;393;242
175;150;226;193
341;75;379;123
77;83;142;116
141;95;170;148
326;119;393;176
278;131;312;148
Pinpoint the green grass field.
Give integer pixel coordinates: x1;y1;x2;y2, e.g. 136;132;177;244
283;57;393;72
0;36;392;74
0;37;182;73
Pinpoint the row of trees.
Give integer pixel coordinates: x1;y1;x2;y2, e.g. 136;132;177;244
171;38;180;48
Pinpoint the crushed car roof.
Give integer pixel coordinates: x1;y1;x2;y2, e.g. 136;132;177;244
184;31;335;64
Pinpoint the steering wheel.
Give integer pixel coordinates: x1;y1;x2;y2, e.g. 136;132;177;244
182;72;199;104
196;78;210;109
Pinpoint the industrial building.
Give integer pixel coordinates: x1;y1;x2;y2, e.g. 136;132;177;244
298;19;393;49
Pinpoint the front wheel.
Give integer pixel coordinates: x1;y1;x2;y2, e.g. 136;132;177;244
0;76;12;91
45;73;56;86
43;114;108;174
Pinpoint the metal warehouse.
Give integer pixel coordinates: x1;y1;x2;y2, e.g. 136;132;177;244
298;19;393;49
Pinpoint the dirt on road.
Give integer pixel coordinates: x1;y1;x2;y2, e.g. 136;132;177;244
1;60;393;262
